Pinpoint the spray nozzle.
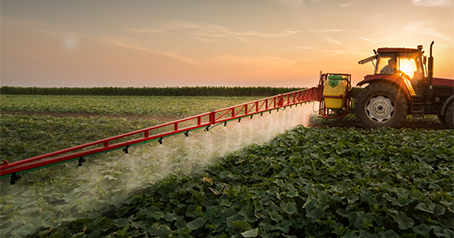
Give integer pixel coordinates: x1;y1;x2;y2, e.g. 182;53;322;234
224;121;227;126
123;145;129;154
10;173;21;185
78;156;86;166
184;131;189;137
158;138;163;144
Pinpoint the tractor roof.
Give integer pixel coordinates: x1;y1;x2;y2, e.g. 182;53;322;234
377;47;420;54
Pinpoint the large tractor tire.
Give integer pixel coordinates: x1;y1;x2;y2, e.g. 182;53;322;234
445;102;453;129
355;83;408;128
437;114;446;126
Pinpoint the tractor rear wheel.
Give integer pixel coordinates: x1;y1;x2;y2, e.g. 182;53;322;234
355;83;408;128
437;114;446;126
445;102;453;129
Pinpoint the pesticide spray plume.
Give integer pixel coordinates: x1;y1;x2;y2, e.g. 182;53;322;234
0;103;315;236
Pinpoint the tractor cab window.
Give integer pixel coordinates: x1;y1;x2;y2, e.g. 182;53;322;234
398;55;423;80
376;54;396;75
376;54;423;80
398;54;425;94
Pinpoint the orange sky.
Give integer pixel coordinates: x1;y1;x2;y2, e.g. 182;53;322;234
1;0;453;88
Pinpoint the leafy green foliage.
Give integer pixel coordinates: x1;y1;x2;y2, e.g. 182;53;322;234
1;95;259;118
41;126;454;237
2;109;271;238
0;115;163;163
0;115;166;237
0;86;303;97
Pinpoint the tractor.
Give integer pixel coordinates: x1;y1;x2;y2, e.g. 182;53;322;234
319;41;454;129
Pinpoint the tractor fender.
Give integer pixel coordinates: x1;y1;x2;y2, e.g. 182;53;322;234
357;75;411;100
441;95;454;116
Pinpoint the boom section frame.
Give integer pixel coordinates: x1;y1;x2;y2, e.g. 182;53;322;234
0;88;320;181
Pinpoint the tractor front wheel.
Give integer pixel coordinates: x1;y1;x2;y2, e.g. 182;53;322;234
355;83;408;128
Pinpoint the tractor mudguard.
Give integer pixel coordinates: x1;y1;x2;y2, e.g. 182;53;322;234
357;74;411;100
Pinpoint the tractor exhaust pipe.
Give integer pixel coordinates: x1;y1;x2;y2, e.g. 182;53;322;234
428;41;434;97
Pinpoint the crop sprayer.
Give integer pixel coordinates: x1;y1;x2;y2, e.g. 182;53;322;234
1;41;453;185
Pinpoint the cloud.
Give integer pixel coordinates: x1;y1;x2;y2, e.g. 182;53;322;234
270;0;304;9
325;37;343;46
309;29;352;32
411;0;451;7
124;22;300;42
111;40;295;68
363;20;452;45
124;28;166;34
294;45;316;50
402;21;452;41
209;55;295;67
111;40;197;64
340;1;360;7
360;37;373;41
166;22;300;42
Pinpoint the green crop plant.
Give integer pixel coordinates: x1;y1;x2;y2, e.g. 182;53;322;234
0;95;260;118
32;126;453;238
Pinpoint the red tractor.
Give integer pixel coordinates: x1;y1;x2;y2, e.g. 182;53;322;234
352;41;453;128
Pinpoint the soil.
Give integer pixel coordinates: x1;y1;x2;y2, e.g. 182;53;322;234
1;110;449;130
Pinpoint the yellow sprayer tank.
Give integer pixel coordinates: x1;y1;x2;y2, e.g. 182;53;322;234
323;75;347;109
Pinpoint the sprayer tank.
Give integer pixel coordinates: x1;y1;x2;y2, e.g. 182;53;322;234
323;75;348;109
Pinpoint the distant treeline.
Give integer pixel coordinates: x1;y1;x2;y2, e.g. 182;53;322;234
0;86;305;97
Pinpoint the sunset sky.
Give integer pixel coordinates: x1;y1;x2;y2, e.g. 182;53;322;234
1;0;453;88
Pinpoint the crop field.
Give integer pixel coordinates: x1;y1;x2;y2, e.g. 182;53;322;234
0;94;453;238
41;127;452;238
0;95;261;118
1;95;307;237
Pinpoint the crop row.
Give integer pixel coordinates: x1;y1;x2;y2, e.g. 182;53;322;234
0;86;304;97
1;95;259;118
34;126;453;238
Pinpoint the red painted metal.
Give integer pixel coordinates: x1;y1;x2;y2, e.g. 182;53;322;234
357;74;411;100
433;77;454;87
377;48;420;54
0;88;321;179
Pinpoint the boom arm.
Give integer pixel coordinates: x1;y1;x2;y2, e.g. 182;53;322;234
1;87;322;184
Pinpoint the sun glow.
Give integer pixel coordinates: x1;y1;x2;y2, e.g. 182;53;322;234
399;58;418;78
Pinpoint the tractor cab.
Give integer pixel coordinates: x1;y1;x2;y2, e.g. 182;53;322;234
358;46;428;96
375;48;426;94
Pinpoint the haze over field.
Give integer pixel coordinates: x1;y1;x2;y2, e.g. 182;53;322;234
1;0;453;88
